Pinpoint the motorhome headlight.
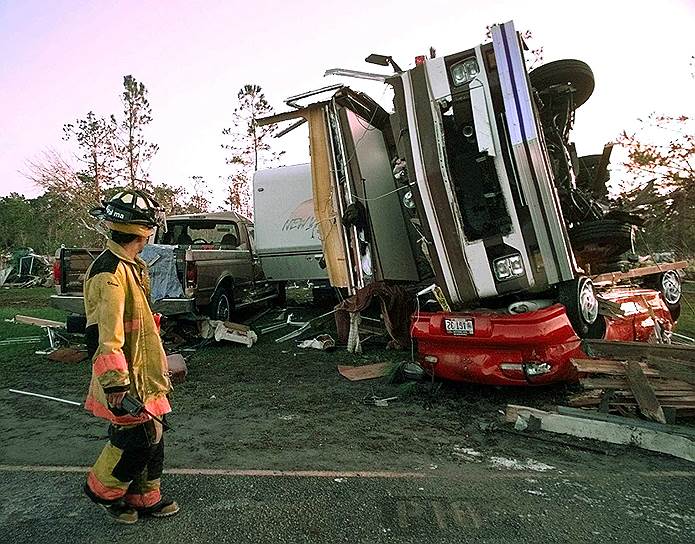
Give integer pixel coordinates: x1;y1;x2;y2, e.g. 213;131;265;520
450;57;480;86
493;255;525;281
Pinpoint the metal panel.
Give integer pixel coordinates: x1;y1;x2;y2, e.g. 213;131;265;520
491;20;575;285
401;71;463;304
491;21;537;146
470;82;496;157
344;110;419;282
424;57;451;101
472;45;535;292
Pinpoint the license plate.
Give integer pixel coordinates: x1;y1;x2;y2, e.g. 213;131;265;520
444;317;474;336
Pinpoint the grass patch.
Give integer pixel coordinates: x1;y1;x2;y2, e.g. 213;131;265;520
675;291;695;338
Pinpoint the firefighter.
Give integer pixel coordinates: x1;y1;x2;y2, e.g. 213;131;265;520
83;189;179;523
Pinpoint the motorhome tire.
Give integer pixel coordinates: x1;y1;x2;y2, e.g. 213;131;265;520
210;287;234;322
569;220;635;262
559;277;599;337
529;59;595;109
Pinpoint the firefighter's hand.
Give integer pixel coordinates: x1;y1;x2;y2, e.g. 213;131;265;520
106;392;127;408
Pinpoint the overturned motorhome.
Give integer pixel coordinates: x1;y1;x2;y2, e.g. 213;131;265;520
258;20;684;385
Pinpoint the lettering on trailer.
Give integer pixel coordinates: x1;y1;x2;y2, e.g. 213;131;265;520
281;198;319;239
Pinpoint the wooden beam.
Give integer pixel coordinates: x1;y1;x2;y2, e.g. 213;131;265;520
592;261;687;285
14;315;65;328
580;377;695;392
582;340;695;362
571;358;659;377
625;361;667;423
647;356;695;386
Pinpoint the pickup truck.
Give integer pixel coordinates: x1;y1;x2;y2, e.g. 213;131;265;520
51;211;282;320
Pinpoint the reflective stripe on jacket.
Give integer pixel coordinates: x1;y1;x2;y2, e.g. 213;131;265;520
83;239;171;424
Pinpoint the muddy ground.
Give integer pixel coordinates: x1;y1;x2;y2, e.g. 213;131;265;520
0;287;693;478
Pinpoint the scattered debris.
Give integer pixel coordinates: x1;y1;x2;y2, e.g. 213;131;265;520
9;388;81;406
14;315;65;328
570;357;695;420
47;347;87;364
363;395;398;407
488;456;555;472
0;335;43;346
166;353;188;384
298;334;335;351
200;320;258;347
338;362;390;381
452;446;484;462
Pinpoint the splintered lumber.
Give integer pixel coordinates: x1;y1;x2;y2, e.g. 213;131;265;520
505;404;695;462
591;261;687;286
580;377;695;392
337;363;389;381
625;361;666;423
14;315;65;328
571;358;659;377
582;339;695;361
646;356;695;386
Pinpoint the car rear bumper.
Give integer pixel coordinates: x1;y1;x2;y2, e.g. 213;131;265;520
411;304;584;386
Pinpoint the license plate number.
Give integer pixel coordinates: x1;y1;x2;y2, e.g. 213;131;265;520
444;317;474;336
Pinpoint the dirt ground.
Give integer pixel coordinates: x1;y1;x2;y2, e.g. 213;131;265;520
0;286;693;478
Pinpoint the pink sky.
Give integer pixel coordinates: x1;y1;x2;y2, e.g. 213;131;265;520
1;0;693;202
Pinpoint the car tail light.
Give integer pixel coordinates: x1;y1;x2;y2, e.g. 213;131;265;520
53;260;61;284
415;55;426;66
186;262;197;287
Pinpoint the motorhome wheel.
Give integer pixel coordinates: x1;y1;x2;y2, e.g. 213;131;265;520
529;59;595;109
559;277;598;336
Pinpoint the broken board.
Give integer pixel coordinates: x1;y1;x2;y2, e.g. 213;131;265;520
338;362;389;381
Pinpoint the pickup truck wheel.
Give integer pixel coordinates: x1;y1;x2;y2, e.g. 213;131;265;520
210;288;233;322
559;276;599;337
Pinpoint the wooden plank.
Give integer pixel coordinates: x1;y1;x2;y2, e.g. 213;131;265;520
625;361;667;423
583;339;695;362
571;358;659;377
592;261;687;285
647;356;695;386
535;412;695;462
337;363;390;381
580;377;695;392
14;315;65;328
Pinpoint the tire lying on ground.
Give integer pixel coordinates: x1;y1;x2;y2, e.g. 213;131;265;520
529;59;595;109
558;276;600;338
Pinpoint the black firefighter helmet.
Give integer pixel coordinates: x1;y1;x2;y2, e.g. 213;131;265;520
90;189;166;230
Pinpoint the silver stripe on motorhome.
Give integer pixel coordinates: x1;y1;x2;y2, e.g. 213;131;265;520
472;45;536;292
